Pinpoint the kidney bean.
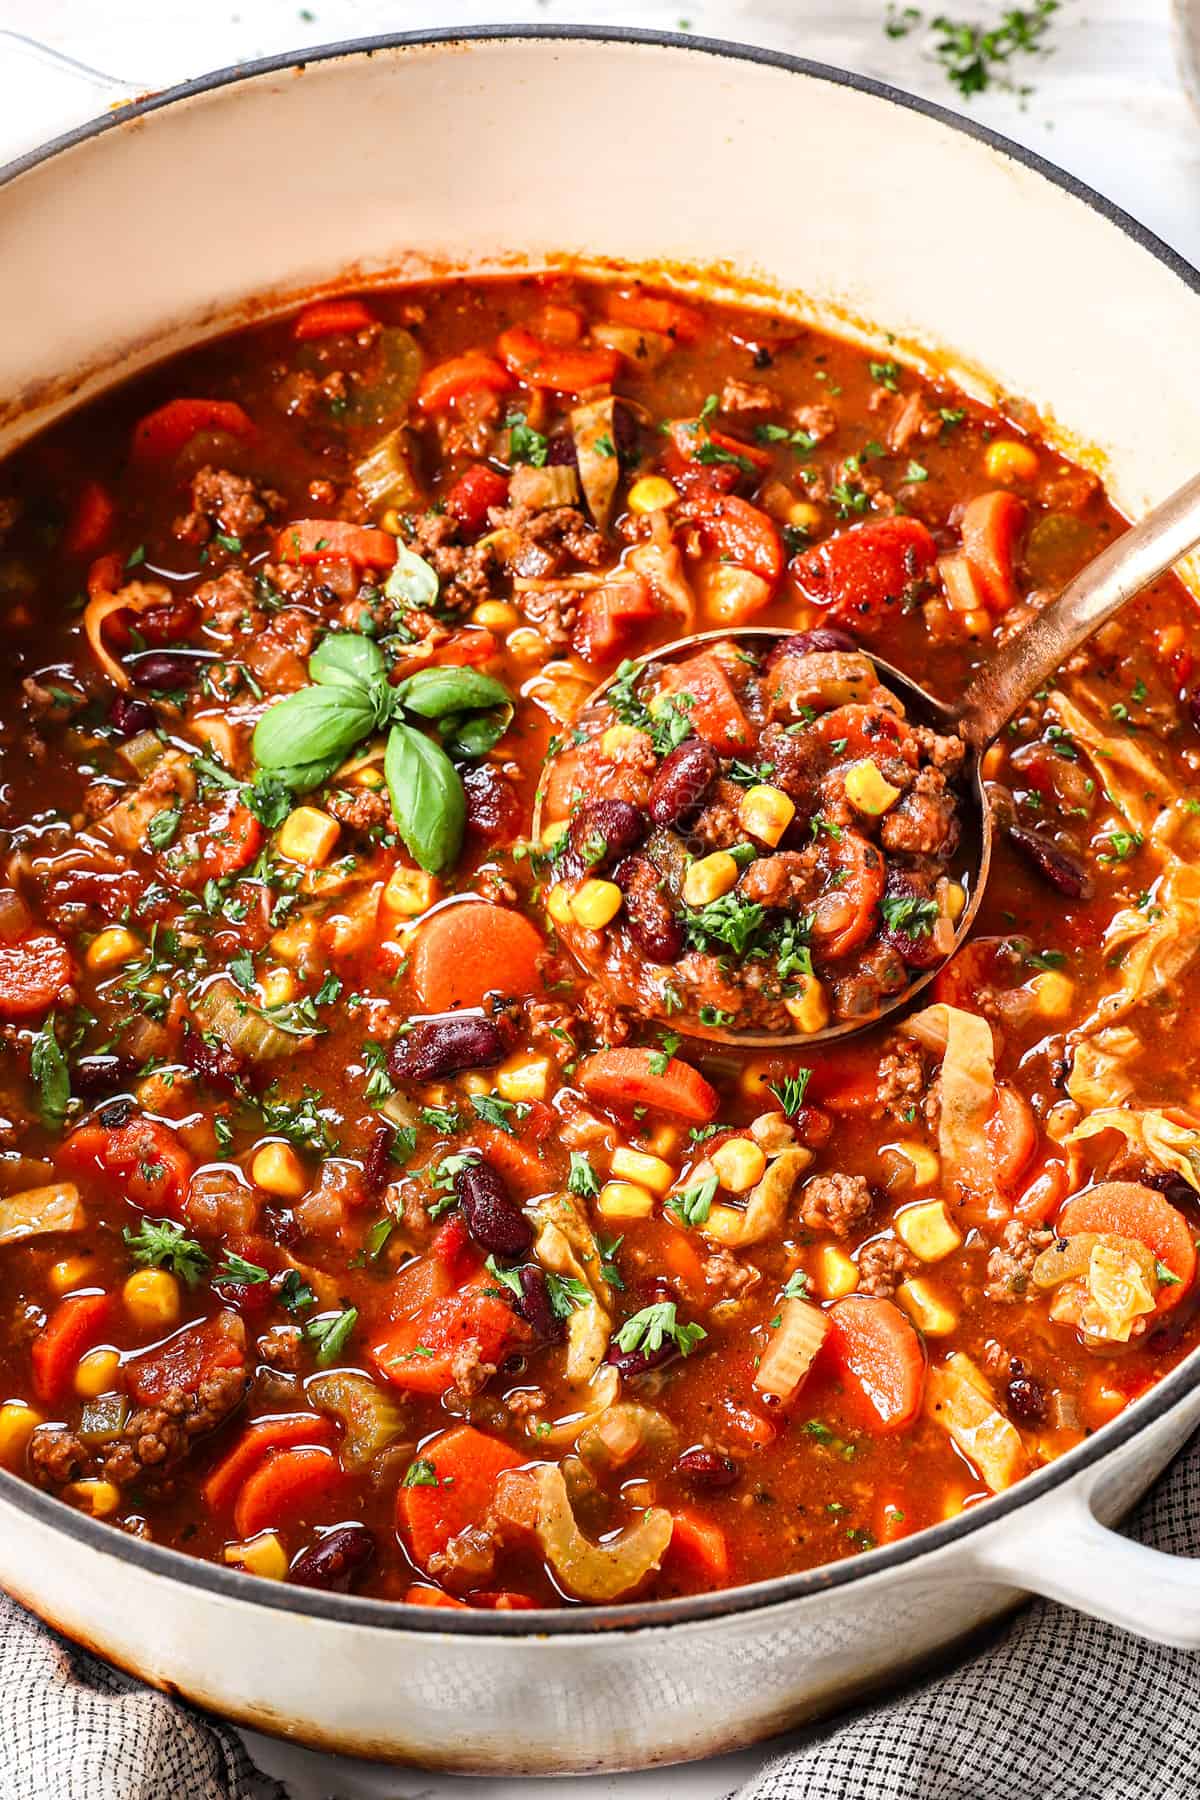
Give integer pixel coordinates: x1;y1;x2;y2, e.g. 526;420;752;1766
648;738;718;828
362;1123;395;1194
606;1339;677;1380
456;1158;532;1258
1190;685;1200;734
877;870;943;969
516;1263;564;1341
108;693;157;739
72;1053;136;1097
614;854;684;962
290;1524;376;1593
563;799;645;877
764;627;859;666
1006;825;1092;899
1005;1361;1046;1425
675;1446;740;1490
462;764;522;844
546;433;578;468
180;1025;244;1095
129;650;205;690
389;1014;505;1083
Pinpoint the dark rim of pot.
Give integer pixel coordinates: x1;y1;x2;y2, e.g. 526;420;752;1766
2;22;1198;1638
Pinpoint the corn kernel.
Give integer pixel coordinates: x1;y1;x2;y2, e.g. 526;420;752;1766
844;759;901;816
711;1136;767;1195
258;967;297;1008
739;784;795;849
703;1202;749;1246
569;879;623;930
1029;969;1075;1019
814;1244;859;1300
627;476;679;514
641;1123;680;1160
86;927;141;971
472;599;519;630
251;1142;307;1199
0;1401;41;1466
984;439;1039;484
604;1147;668;1197
49;1256;93;1295
546;882;573;927
784;974;829;1035
897;1277;958;1336
942;881;967;922
941;1486;971;1520
961;609;992;638
74;1348;121;1399
269;916;321;965
887;1141;941;1188
896;1200;962;1263
277;806;340;868
541;818;569;848
65;1479;121;1518
380;508;404;535
597;1181;655;1221
683;851;739;908
783;501;820;535
497;1054;551;1103
459;1072;493;1097
384;866;438;919
224;1530;289;1580
507;627;547;663
600;723;649;757
350;765;385;790
123;1268;181;1332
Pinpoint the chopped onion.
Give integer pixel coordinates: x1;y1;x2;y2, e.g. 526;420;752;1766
0;1182;85;1246
0;888;32;944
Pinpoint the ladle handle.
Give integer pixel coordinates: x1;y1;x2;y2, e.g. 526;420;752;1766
956;468;1200;749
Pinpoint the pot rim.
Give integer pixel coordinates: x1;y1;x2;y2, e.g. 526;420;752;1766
2;20;1198;1641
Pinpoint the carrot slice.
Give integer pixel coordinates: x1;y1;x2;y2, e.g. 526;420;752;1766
606;288;704;346
32;1292;111;1403
1059;1182;1196;1309
986;1084;1037;1195
658;653;751;755
0;932;72;1018
825;1296;926;1434
409;901;544;1013
416;352;512;413
577;1048;719;1125
960;490;1026;613
293;298;375;341
274;519;398;570
370;1287;529;1395
64;480;116;556
131;398;255;462
404;1585;470;1609
496;328;621;394
664;1507;730;1586
397;1424;523;1568
203;1414;334;1512
233;1445;343;1538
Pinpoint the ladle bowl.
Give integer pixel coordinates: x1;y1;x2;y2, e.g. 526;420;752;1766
535;467;1200;1049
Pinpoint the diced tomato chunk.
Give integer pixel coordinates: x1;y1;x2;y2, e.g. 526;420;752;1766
790;516;937;626
60;1116;195;1217
0;932;72;1019
678;492;781;589
444;464;509;533
125;1315;246;1405
573;577;657;663
664;1507;730;1586
606;288;704;345
132;398;255;462
370;1284;530;1395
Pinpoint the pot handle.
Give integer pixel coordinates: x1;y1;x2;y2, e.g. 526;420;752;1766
973;1482;1200;1648
0;33;140;164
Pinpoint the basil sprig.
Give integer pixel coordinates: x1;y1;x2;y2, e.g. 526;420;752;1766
251;632;511;874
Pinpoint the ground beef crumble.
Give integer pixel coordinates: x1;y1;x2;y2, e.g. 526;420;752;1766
799;1172;876;1238
984;1222;1055;1302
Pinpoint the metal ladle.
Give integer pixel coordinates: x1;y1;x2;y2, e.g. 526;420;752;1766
536;469;1200;1049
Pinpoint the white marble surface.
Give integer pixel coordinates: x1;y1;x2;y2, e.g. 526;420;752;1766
1;2;1198;1794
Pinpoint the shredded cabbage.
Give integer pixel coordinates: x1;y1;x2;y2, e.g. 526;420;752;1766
925;1352;1028;1493
902;1004;996;1208
703;1147;812;1248
1047;686;1175;837
1078;859;1200;1034
1069;1106;1200;1191
533;1190;614;1384
1066;1028;1142;1109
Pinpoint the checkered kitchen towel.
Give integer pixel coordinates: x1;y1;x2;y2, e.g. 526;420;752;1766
1;1442;1197;1800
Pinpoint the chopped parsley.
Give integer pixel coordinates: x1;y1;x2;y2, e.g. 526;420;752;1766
304;1307;358;1367
667;1172;718;1228
767;1070;813;1116
879;893;940;938
505;411;549;467
567;1150;600;1198
614;1301;707;1359
123;1217;210;1289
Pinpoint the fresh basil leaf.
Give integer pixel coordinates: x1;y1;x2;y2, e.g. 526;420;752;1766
30;1014;70;1130
395;666;511;720
439;706;513;760
263;755;345;795
384;720;465;874
384;543;439;611
253;684;375;772
309;632;386;694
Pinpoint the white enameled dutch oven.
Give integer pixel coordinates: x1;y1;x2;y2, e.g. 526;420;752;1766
2;25;1200;1776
